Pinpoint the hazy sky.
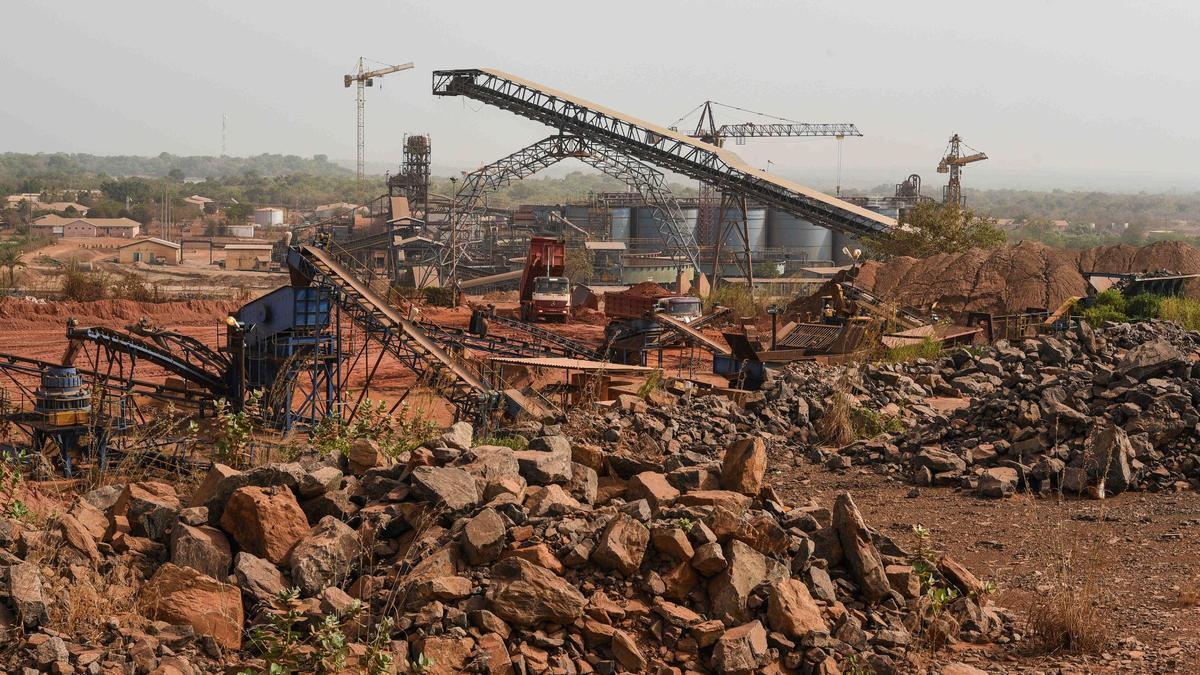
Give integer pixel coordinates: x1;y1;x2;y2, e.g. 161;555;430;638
3;0;1199;192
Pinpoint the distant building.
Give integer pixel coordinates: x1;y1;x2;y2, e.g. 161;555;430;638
224;243;274;271
184;195;215;210
227;223;256;239
118;237;182;265
5;193;42;207
32;216;140;238
314;202;365;220
254;207;285;227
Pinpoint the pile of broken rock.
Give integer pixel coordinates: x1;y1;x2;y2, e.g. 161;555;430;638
837;320;1200;499
1;422;1013;674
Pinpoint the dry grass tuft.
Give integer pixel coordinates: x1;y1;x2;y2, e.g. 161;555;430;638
1024;539;1111;654
817;384;854;447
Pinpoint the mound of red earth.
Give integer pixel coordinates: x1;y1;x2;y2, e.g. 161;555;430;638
0;422;1013;673
852;239;1200;315
0;297;239;330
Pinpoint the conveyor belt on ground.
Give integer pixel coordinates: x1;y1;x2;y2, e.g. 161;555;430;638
0;352;213;407
64;325;228;396
484;313;602;360
653;312;732;356
432;68;896;239
414;320;583;360
657;307;732;347
291;245;499;420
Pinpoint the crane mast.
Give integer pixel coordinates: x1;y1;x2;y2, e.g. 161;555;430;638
937;133;987;207
345;58;414;199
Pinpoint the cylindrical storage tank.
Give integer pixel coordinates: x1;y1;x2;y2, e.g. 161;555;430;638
679;208;699;244
254;207;284;227
721;207;768;252
768;209;833;263
634;207;664;251
609;207;632;242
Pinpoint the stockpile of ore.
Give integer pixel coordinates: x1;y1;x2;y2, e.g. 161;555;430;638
575;320;1200;500
883;320;1200;497
0;421;1012;674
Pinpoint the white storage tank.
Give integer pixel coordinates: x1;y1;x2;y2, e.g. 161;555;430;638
721;206;768;252
768;208;833;263
254;207;284;227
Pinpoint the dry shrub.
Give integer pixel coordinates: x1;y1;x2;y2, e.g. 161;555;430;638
1176;576;1200;607
817;387;854;447
1024;539;1110;654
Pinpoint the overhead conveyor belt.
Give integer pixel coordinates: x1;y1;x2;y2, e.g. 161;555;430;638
432;68;896;239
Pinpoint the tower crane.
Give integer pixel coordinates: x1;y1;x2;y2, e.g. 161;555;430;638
669;101;862;286
345;58;414;198
937;133;987;207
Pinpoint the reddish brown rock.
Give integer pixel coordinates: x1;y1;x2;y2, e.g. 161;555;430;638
219;485;308;565
711;620;769;673
415;635;474;675
476;632;514;675
611;629;647;671
766;578;827;638
486;557;586;627
170;523;232;580
347;437;392;475
626;472;680;512
288;515;361;596
139;563;243;650
592;513;650;577
719;437;767;496
832;492;891;603
112;481;181;542
462;508;506;565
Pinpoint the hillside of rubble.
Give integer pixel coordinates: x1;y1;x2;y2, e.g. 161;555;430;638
852;239;1200;315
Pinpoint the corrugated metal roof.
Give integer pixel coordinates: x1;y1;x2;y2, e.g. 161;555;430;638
584;241;627;250
120;237;179;250
488;356;653;372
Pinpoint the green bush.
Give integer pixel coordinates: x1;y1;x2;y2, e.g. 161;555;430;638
880;337;942;363
1125;293;1163;320
1159;297;1200;331
1080;289;1128;326
703;284;757;317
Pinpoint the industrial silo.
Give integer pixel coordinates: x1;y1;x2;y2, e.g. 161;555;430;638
609;207;632;242
721;206;768;252
768;208;833;263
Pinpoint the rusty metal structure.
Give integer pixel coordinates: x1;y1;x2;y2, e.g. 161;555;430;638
429;69;892;291
937;133;988;207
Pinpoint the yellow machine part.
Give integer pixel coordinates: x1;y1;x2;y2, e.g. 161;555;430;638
44;410;90;426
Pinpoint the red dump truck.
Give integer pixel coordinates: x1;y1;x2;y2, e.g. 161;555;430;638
604;282;703;323
519;237;570;322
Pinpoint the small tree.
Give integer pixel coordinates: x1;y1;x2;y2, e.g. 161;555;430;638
564;245;594;283
0;247;26;287
866;201;1006;259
